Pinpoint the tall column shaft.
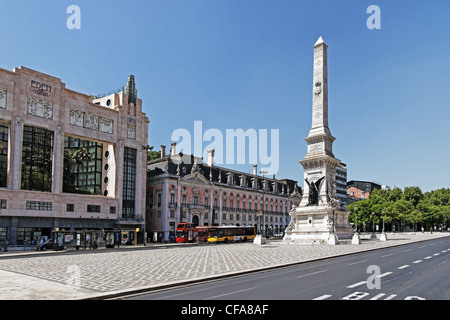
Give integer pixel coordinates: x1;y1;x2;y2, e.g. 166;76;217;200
310;37;330;137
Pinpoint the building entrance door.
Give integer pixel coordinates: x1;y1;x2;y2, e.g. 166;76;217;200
192;215;199;227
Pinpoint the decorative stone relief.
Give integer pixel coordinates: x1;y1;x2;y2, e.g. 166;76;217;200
127;117;136;140
99;117;113;134
27;96;53;119
69;110;84;127
0;89;6;109
84;113;99;131
70;109;114;134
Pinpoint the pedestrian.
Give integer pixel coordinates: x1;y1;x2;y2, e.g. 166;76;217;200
3;239;8;252
421;227;424;233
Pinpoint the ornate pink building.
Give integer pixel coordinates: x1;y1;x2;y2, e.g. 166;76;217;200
146;146;302;242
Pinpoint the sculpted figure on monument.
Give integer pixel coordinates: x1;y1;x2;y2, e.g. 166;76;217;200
305;177;324;206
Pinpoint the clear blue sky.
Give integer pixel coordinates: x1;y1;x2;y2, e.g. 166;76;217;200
1;0;449;192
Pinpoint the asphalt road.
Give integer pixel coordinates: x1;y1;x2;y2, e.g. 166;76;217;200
124;237;450;301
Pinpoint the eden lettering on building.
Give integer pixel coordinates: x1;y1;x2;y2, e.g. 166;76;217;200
31;80;52;97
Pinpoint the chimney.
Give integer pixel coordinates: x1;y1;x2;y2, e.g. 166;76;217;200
207;150;215;167
253;165;258;176
160;145;166;158
170;143;177;156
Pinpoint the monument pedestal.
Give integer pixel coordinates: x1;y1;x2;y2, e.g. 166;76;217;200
283;205;353;244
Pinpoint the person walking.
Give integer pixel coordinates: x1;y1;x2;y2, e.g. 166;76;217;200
3;239;8;252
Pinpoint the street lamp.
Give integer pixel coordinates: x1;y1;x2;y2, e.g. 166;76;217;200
371;211;377;239
352;204;361;245
380;208;388;241
260;170;268;238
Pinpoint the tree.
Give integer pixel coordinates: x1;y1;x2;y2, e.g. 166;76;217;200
402;186;423;208
147;150;161;162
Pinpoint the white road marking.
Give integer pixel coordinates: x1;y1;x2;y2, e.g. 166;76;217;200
348;260;367;265
413;260;423;264
204;287;256;300
313;294;332;300
398;265;410;269
342;291;370;300
378;272;393;278
384;294;397;300
347;281;366;289
424;256;432;259
297;270;327;279
381;253;394;258
370;293;386;300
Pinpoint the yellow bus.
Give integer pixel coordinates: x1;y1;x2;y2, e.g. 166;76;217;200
207;226;256;243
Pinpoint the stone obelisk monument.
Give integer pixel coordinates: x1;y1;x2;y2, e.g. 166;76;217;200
283;37;353;244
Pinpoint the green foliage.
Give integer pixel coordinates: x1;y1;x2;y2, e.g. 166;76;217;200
147;150;161;162
349;187;450;232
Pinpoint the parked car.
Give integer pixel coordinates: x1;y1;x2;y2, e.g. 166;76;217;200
35;239;64;251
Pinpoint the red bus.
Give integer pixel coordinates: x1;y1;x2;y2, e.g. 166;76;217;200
194;226;215;242
176;223;195;243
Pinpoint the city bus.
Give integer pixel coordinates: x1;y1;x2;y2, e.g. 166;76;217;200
207;226;256;243
176;223;195;243
194;226;214;242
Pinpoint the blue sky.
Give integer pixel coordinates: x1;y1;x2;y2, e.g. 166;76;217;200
1;0;449;192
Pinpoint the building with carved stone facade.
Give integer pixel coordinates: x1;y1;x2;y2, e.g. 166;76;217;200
0;66;149;245
146;146;302;242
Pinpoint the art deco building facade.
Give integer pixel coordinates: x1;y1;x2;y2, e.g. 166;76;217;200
0;66;149;244
146;146;302;242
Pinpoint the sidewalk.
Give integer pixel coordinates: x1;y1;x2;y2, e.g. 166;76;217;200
0;232;449;300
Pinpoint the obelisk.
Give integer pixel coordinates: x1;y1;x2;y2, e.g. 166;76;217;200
283;37;353;244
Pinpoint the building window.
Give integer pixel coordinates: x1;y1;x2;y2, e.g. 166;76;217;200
26;201;52;211
157;193;162;207
0;227;6;242
21;126;53;192
87;204;101;213
66;204;74;212
64;136;102;195
0;122;8;188
122;147;136;219
0;199;6;209
110;206;116;214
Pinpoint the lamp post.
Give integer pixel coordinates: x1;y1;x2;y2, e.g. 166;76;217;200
260;170;268;238
380;208;388;241
352;204;361;245
371;211;377;239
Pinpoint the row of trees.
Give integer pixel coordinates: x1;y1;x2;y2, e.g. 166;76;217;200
347;187;450;232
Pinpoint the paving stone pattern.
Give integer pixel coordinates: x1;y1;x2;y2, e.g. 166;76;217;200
0;233;449;300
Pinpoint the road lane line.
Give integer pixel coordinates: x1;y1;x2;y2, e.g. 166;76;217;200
398;265;410;269
204;287;256;300
348;260;368;265
381;253;394;258
378;272;393;278
313;294;332;300
424;256;432;259
433;253;440;256
413;260;423;264
403;249;412;252
385;294;397;300
297;270;327;279
347;281;366;289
